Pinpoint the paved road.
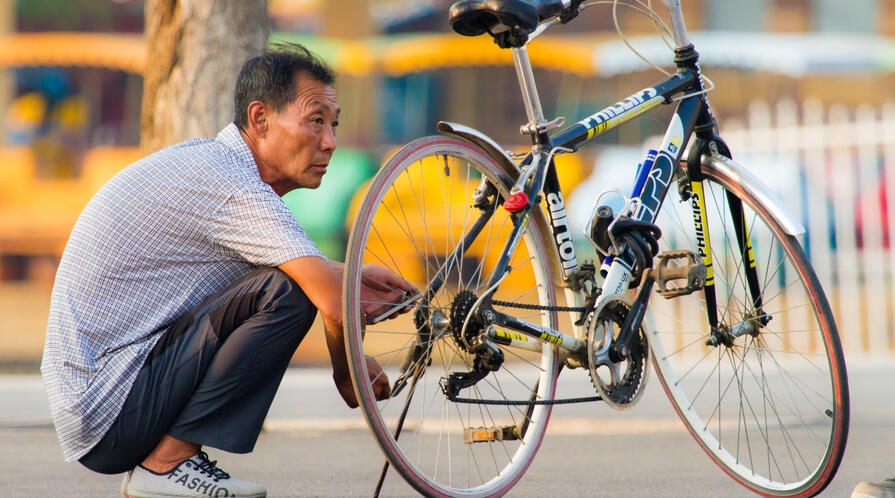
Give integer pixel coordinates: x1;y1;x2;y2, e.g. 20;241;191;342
2;357;893;497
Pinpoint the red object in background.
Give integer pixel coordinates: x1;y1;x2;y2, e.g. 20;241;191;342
504;192;528;212
854;168;891;249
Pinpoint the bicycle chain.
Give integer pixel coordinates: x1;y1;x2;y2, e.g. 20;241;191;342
447;394;602;406
490;299;586;313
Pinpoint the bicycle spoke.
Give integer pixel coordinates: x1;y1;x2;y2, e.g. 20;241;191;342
649;167;845;494
382;192;439;277
663;333;711;360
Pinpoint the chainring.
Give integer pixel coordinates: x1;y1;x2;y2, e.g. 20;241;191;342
586;293;650;410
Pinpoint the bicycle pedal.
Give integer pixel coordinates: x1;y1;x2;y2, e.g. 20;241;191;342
463;425;520;444
654;250;707;299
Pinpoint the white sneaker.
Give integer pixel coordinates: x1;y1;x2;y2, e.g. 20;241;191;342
853;478;895;498
121;469;132;496
122;451;266;497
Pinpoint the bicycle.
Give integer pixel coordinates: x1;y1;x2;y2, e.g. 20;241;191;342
342;0;849;496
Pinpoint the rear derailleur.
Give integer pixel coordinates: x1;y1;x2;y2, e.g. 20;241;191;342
440;348;504;401
440;290;505;401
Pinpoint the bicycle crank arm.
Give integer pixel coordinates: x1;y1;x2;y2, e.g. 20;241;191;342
609;275;654;362
482;309;586;354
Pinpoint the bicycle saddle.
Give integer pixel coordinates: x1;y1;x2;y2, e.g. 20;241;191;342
449;0;539;38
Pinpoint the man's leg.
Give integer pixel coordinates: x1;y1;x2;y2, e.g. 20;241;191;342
141;435;200;473
79;267;316;475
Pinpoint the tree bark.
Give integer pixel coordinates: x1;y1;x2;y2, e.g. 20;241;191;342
141;0;268;153
0;0;14;147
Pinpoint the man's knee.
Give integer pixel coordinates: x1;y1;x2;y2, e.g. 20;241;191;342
251;267;317;329
205;268;317;345
264;267;313;306
238;267;306;302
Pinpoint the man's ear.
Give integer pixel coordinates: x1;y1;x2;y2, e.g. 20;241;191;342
246;101;269;136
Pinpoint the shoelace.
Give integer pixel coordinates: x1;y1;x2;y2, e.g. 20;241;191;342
187;451;231;482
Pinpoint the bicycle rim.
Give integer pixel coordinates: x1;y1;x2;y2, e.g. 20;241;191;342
344;136;560;497
648;164;848;496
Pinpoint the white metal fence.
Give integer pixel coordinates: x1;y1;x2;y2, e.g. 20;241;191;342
567;99;895;357
706;99;895;356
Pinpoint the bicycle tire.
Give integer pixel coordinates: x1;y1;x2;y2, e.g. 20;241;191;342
647;156;849;497
343;135;561;497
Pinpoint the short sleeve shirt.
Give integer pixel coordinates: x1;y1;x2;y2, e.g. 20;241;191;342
41;124;324;462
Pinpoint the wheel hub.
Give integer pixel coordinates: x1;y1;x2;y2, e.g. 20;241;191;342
705;310;771;347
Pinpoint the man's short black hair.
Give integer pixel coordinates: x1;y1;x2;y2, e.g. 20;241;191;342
234;42;336;130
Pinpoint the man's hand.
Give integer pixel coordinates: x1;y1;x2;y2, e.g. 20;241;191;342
360;264;419;323
334;355;391;408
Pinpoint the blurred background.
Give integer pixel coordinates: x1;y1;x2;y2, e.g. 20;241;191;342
0;0;893;369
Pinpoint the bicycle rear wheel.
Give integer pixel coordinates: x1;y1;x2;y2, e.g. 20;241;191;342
648;155;848;497
343;136;560;497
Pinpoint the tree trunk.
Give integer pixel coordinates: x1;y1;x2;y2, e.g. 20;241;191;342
0;0;14;147
141;0;268;153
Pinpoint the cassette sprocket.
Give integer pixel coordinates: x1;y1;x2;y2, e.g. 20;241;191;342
450;290;484;352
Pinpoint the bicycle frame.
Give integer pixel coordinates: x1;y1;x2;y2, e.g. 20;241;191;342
452;1;770;358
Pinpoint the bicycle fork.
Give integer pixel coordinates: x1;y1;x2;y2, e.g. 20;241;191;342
685;138;770;347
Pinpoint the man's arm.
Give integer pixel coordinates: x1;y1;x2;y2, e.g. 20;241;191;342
278;256;389;408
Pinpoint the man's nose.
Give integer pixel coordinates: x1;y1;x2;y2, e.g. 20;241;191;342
321;126;336;152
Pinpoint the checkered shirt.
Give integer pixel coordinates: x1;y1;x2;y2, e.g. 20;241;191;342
41;124;324;462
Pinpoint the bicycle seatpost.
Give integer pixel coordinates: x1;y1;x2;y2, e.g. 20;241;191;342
663;0;691;49
512;46;546;131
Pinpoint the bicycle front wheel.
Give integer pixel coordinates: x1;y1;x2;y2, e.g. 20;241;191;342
648;155;849;497
343;136;560;497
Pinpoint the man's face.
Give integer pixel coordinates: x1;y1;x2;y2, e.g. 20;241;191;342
260;73;340;193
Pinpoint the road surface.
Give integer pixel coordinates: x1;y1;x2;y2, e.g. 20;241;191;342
1;357;892;496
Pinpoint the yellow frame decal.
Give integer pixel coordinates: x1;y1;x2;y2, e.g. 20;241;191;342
495;330;528;342
690;181;714;285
